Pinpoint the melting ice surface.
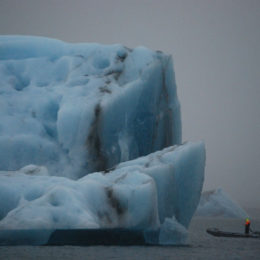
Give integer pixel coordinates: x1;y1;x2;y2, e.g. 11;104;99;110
0;36;205;245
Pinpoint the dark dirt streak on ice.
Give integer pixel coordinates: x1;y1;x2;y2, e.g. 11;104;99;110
86;50;129;174
86;103;108;173
151;55;173;151
161;56;173;148
106;187;126;216
96;186;126;227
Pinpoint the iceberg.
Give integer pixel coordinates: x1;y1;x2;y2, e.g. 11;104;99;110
195;188;248;219
0;36;205;245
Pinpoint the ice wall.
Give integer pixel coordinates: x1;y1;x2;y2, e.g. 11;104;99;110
0;36;181;178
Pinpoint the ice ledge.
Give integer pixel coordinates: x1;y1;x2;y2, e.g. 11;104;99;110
0;142;205;244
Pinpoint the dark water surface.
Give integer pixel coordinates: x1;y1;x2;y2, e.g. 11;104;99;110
1;216;260;260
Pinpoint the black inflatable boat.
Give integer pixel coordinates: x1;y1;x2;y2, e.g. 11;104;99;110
207;228;260;239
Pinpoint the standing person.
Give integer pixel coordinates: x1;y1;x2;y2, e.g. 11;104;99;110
245;218;251;234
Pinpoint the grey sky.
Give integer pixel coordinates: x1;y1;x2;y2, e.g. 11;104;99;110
0;0;259;208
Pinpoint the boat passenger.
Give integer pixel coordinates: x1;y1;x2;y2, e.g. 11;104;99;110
245;218;251;234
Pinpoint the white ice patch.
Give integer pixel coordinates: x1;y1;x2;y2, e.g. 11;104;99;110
159;216;188;245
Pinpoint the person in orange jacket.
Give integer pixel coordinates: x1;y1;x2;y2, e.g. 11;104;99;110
245;218;251;234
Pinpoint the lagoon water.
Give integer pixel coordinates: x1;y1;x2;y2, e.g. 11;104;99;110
1;212;260;260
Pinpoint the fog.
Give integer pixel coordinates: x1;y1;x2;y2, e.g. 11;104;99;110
0;0;259;208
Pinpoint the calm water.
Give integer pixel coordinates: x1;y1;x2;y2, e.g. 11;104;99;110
1;213;260;260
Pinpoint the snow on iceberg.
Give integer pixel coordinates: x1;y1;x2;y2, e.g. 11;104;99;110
0;36;181;178
0;142;205;244
195;188;248;219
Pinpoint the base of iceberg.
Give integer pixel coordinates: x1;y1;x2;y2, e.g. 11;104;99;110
0;226;185;246
0;228;155;246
